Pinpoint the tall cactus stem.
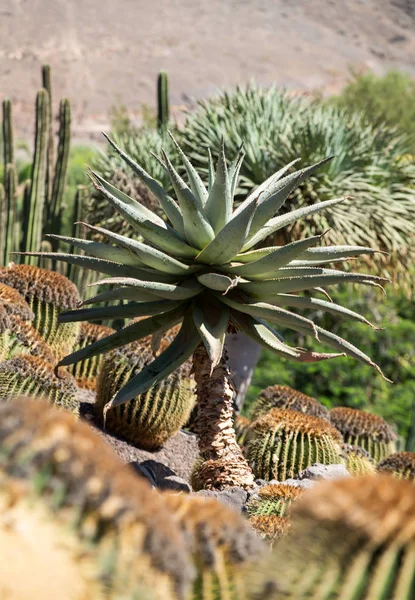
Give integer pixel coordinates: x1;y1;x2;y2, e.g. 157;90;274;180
42;64;54;210
67;185;87;284
157;71;169;130
2;99;14;168
26;90;49;262
49;98;71;242
3;164;18;265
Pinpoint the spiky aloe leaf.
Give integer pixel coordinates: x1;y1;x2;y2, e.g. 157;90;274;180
168;131;208;206
59;299;184;323
193;302;229;370
87;277;203;300
204;140;232;232
58;303;187;369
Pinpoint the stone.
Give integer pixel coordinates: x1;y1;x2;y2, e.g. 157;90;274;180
296;463;350;481
195;487;248;512
157;475;192;493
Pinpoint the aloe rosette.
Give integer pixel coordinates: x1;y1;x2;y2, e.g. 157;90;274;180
21;133;387;489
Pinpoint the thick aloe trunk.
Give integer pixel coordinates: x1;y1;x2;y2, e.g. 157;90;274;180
192;343;255;490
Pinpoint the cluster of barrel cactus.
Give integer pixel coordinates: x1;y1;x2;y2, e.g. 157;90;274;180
377;451;415;480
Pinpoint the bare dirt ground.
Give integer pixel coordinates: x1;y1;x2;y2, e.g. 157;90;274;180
1;0;415;140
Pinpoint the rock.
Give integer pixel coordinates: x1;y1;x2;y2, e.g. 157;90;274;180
283;478;316;490
296;463;350;481
195;487;248;512
158;475;192;493
128;462;157;487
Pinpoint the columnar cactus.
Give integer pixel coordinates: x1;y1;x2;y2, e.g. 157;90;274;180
163;492;268;600
330;406;397;463
0;355;79;414
269;475;415;599
250;385;329;422
377;452;415;480
0;264;80;360
247;409;343;481
69;322;115;390
246;483;304;518
339;443;376;476
157;71;170;130
0;396;192;599
95;336;196;449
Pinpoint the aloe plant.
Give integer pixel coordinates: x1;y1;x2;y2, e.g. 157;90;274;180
23;134;387;489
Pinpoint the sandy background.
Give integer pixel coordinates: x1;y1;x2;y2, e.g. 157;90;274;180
1;0;415;139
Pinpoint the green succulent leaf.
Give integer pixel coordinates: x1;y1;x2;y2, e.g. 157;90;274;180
46;234;141;267
228;144;245;197
197;272;241;293
226;234;323;279
57;303;187;368
76;222;194;275
59;299;184;323
87;276;203;300
104;310;201;410
168;131;208;206
243;196;347;250
102;133;185;235
15;252;177;283
90;170;198;259
193;302;229;370
160;149;215;249
204;139;233;232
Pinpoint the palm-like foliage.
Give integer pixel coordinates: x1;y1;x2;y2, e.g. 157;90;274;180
181;86;415;281
22;133;387;488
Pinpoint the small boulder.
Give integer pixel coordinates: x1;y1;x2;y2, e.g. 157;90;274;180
195;487;248;512
296;463;350;481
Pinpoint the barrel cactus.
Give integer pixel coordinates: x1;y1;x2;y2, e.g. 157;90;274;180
0;282;34;321
269;475;415;599
234;414;251;447
163;492;268;600
377;452;415;480
0;264;80;360
69;322;115;390
26;134;387;490
0;396;192;599
247;408;343;481
340;443;376;476
0;355;79;414
330;406;397;463
246;483;304;518
95;335;196;449
248;515;291;544
250;385;329;421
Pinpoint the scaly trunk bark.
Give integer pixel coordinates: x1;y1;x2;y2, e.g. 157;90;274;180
192;343;255;490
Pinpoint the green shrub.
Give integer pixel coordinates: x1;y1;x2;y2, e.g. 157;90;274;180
328;70;415;153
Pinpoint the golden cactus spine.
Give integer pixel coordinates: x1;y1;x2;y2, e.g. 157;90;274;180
330;406;397;463
95;336;196;450
247;408;342;481
0;396;193;600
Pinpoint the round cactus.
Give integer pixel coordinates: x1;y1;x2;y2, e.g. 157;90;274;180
95;336;196;450
163;492;268;600
248;515;291;544
330;406;397;463
0;355;79;415
377;452;415;480
250;385;330;422
247;408;343;481
0;303;54;363
0;396;192;600
0;264;80;360
68;322;115;390
268;475;415;599
0;282;34;321
246;483;304;518
339;443;376;476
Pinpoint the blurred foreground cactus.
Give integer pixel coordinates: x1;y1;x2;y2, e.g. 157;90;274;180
96;335;196;449
0;264;80;360
0;396;192;599
268;475;415;598
250;384;329;421
377;451;415;480
247;408;343;481
330;406;397;463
